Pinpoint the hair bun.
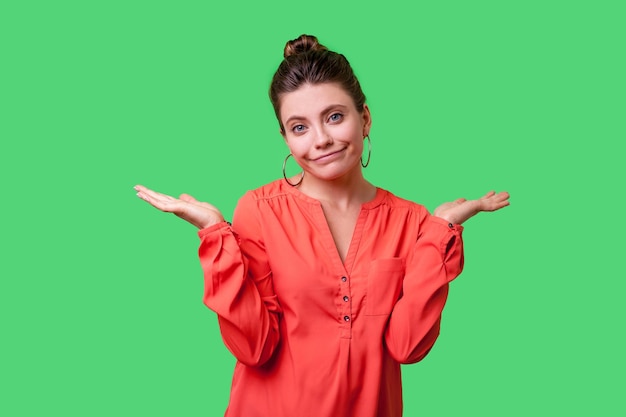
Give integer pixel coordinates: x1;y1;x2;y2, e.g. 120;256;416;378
283;34;328;58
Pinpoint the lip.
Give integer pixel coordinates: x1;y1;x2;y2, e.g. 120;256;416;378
312;148;346;163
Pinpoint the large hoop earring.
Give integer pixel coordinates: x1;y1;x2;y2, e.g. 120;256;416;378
361;135;372;168
282;153;304;186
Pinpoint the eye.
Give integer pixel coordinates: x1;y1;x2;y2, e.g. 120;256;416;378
329;113;343;123
291;124;306;134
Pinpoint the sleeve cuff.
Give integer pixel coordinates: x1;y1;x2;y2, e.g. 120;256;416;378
197;221;232;239
428;215;464;233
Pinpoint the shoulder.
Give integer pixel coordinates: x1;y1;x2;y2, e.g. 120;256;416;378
376;187;430;216
363;188;433;242
362;187;431;232
232;180;287;233
235;179;295;213
236;179;292;206
246;179;290;200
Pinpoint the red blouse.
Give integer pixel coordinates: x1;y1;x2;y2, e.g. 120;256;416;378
197;179;464;417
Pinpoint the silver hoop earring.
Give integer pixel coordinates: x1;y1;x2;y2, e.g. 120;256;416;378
361;135;372;168
282;153;304;186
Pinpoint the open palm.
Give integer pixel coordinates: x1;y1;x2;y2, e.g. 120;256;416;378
434;191;510;225
135;185;224;229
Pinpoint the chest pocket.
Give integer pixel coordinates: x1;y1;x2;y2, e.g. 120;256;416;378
365;258;405;316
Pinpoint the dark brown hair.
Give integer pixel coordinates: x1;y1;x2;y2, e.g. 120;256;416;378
269;34;366;131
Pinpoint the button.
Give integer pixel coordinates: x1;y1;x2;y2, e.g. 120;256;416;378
343;316;350;322
448;223;454;228
343;296;349;302
341;276;347;282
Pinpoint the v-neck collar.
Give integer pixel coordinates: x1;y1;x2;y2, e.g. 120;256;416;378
283;182;387;273
282;180;386;209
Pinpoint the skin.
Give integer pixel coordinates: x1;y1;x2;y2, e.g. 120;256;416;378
279;82;373;204
135;82;510;232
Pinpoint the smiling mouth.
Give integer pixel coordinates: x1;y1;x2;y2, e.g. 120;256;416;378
312;148;346;161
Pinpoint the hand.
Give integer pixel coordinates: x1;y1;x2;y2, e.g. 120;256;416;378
433;191;510;225
134;184;225;229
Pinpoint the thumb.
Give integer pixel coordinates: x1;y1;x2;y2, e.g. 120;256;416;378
179;193;198;203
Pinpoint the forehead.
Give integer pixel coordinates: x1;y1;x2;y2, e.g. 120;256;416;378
279;83;354;121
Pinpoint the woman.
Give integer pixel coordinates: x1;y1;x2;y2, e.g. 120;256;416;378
135;34;509;417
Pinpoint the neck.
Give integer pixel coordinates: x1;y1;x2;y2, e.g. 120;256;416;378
297;170;376;210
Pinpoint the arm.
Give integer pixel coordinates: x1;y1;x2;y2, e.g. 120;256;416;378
199;192;281;367
134;185;281;366
383;190;509;363
383;214;464;364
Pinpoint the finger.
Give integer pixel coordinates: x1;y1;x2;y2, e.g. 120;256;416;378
179;193;199;203
136;190;166;208
481;190;496;199
137;186;176;202
139;193;186;213
136;188;184;212
485;194;511;211
179;193;220;213
135;184;158;198
492;191;510;203
490;200;510;211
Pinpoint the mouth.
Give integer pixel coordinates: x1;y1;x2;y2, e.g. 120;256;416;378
312;148;346;162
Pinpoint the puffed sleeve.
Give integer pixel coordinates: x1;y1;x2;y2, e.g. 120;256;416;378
383;213;464;364
197;191;282;366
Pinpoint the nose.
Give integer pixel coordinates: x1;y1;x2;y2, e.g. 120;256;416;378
314;126;333;148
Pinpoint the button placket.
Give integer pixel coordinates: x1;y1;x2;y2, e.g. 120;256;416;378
339;276;352;330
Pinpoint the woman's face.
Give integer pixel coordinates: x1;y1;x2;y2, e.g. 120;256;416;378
279;82;371;182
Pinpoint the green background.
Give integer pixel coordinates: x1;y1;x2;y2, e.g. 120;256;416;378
2;0;624;415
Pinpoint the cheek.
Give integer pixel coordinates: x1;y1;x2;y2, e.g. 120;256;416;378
335;123;362;142
285;140;308;158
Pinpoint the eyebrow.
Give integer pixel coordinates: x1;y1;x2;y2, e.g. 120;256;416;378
284;104;349;126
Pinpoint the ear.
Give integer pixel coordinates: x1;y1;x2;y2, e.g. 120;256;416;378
278;120;288;139
361;104;372;137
